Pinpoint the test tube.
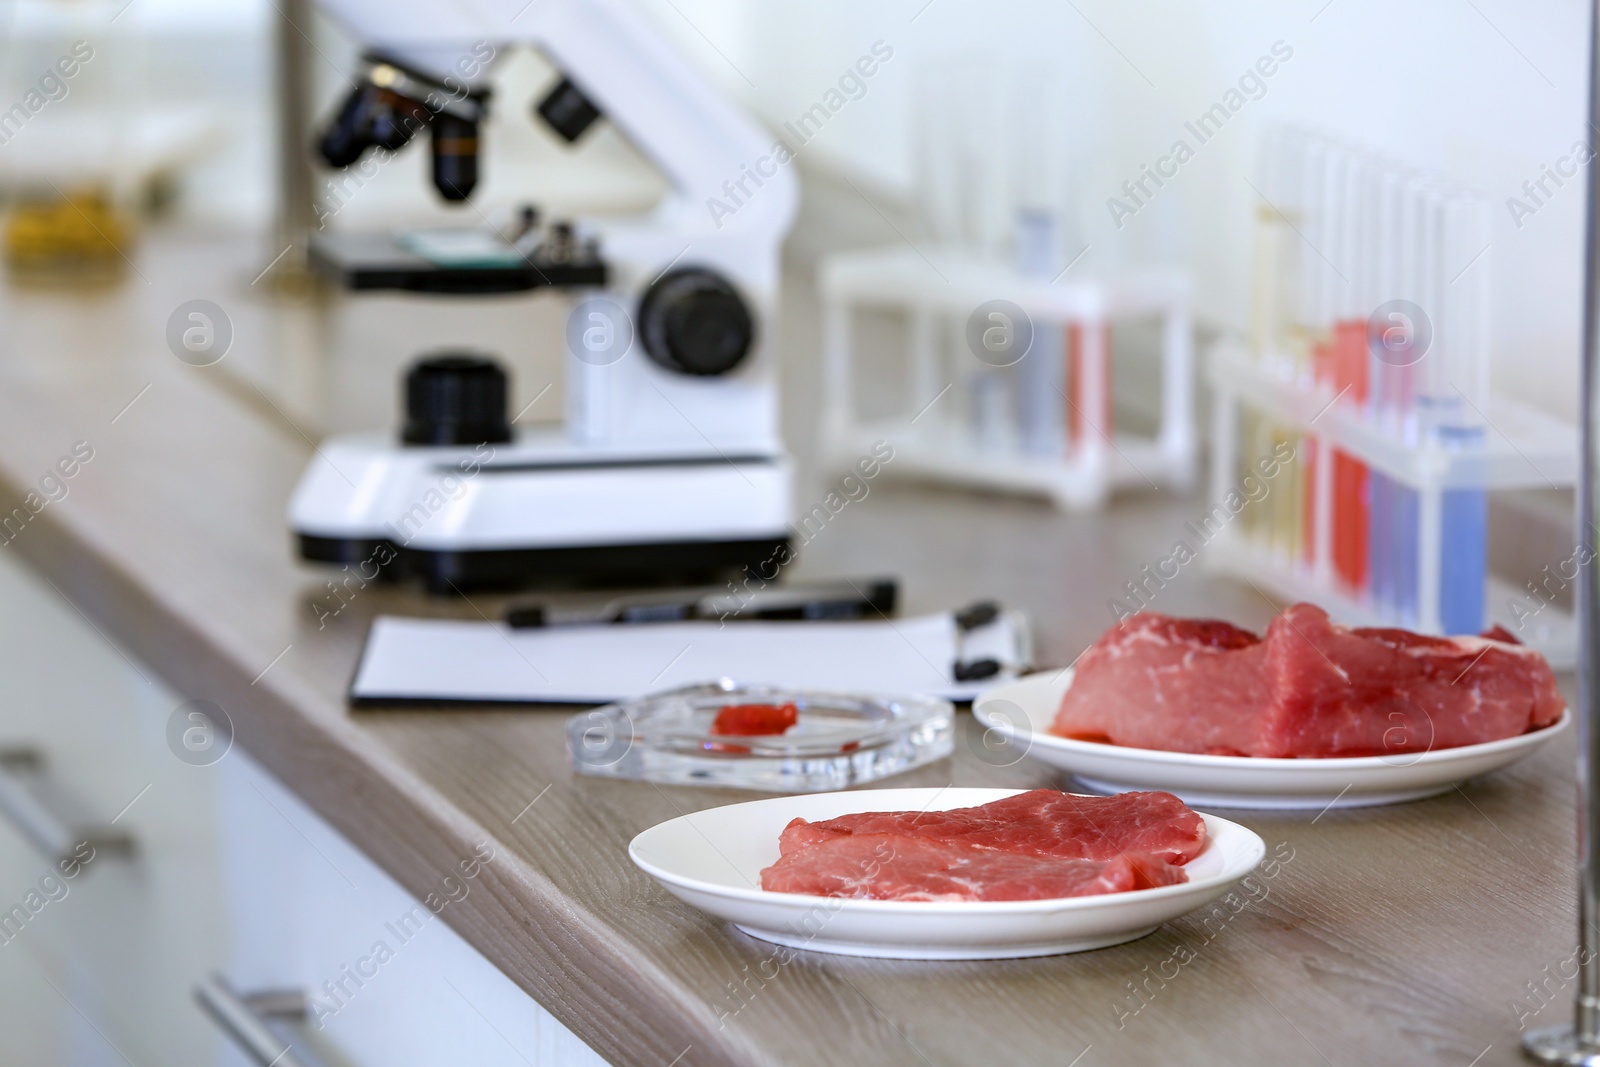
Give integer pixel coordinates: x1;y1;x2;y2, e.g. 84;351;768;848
1250;129;1282;362
1329;148;1371;594
1012;62;1069;458
1386;176;1444;627
1299;138;1332;385
1015;206;1066;456
1251;129;1301;555
1368;164;1408;614
1316;141;1349;387
1301;138;1355;573
1432;192;1490;634
1286;136;1338;564
1446;192;1493;412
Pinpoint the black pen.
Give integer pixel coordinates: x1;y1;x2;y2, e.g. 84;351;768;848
506;578;898;629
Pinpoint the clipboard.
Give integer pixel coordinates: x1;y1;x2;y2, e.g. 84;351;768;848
348;608;1030;706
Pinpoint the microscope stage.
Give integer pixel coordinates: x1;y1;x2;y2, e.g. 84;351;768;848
309;231;607;294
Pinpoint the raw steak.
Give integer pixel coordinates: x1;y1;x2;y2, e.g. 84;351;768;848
778;789;1205;865
1054;604;1564;758
759;833;1187;902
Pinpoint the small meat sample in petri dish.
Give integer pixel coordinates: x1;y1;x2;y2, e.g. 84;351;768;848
711;702;799;737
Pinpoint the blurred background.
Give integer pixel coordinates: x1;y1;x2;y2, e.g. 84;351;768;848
3;0;1585;409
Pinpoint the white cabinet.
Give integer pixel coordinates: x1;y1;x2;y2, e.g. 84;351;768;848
0;551;607;1066
0;550;231;1067
220;753;608;1067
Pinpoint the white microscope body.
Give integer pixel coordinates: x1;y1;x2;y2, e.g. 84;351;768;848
287;0;798;590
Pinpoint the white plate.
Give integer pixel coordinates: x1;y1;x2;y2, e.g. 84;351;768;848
974;670;1571;810
628;787;1265;960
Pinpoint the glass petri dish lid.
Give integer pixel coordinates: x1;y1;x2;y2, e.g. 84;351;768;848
566;680;954;793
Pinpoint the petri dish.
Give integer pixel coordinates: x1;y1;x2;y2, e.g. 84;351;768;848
566;680;954;793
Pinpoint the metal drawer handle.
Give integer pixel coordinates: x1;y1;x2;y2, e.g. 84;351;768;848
195;974;326;1067
0;748;134;867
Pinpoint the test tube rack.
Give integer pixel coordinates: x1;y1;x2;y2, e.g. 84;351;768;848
1205;126;1581;667
1206;339;1580;667
817;246;1196;510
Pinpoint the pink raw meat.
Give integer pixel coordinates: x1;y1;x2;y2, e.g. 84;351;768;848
1054;604;1564;758
759;833;1187;902
778;789;1205;865
1051;615;1271;756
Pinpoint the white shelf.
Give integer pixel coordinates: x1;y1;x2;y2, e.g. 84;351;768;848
819;246;1190;320
818;245;1196;512
829;423;1176;510
1206;338;1577;657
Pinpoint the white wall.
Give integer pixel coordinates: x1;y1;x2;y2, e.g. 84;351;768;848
642;0;1592;422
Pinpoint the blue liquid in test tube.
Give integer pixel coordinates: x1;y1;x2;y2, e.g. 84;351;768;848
1437;424;1487;634
1393;483;1419;627
1369;472;1391;610
1431;192;1491;635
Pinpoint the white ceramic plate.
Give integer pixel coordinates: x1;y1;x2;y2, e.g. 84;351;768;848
628;787;1265;960
973;670;1571;810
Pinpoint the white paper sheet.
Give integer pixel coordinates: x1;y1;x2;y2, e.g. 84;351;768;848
349;612;1024;705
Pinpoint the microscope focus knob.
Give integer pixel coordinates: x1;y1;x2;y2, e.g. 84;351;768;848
402;354;513;446
638;269;754;377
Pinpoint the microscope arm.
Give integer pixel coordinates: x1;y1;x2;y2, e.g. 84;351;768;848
312;0;795;292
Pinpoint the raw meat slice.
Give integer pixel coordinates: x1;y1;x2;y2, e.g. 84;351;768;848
759;833;1187;902
1051;614;1272;756
778;789;1205;865
1053;604;1564;758
1267;607;1563;756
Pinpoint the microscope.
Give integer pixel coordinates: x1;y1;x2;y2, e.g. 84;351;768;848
287;0;797;592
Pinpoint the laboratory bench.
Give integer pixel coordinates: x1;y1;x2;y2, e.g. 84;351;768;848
0;229;1581;1066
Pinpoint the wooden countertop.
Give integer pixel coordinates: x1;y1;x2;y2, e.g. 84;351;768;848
0;230;1579;1067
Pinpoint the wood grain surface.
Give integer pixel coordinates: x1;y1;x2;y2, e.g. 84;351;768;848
0;232;1579;1066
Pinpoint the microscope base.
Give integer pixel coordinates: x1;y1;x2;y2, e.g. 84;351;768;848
299;532;790;593
289;432;794;593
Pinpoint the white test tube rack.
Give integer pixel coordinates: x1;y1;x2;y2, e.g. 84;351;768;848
817;246;1196;511
1205;339;1581;668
